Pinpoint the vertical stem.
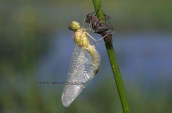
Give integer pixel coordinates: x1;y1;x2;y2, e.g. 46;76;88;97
92;0;131;113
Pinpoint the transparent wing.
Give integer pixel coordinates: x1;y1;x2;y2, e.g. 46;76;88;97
62;45;95;107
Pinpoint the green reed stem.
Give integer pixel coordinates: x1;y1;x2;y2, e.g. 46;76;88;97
92;0;131;112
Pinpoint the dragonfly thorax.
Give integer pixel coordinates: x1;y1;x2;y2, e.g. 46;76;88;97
74;29;90;49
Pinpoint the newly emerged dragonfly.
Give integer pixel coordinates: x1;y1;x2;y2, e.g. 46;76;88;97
61;20;101;107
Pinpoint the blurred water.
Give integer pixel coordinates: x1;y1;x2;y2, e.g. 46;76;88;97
36;31;172;92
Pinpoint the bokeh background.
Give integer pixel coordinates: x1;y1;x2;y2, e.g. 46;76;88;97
1;0;172;112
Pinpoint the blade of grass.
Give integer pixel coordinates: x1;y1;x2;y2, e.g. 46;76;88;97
92;0;130;113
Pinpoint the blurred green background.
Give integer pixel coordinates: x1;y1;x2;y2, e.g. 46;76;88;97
1;0;172;113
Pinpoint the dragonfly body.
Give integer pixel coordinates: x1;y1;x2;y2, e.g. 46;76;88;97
62;21;100;107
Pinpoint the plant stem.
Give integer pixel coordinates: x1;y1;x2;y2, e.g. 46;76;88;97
92;0;131;113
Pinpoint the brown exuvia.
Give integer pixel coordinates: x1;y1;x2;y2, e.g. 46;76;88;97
85;5;114;44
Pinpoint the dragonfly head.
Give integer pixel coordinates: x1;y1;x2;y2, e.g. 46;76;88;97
68;21;80;31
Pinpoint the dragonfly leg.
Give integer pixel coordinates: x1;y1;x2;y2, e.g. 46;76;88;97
85;32;98;42
86;32;109;45
87;36;94;45
97;31;115;41
93;41;106;45
86;31;114;42
81;17;87;29
99;16;114;30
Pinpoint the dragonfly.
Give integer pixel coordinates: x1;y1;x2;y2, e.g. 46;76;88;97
61;20;101;107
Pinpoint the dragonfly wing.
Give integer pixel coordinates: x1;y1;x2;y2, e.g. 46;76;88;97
62;45;95;107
